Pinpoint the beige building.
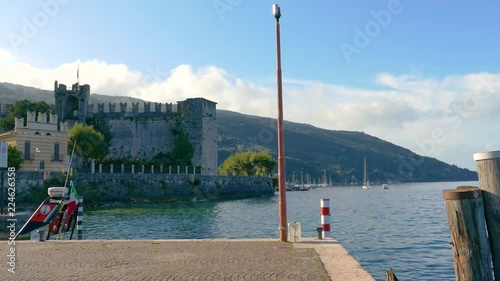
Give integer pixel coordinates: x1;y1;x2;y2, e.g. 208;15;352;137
0;111;69;172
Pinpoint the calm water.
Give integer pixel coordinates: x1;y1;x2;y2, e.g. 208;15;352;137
77;181;475;281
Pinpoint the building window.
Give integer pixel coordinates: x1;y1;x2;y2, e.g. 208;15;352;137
54;142;60;161
24;140;31;160
40;160;45;170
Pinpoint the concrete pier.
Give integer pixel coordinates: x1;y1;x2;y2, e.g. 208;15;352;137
1;238;374;280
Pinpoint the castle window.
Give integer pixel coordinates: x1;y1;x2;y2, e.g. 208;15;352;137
24;140;31;160
46;133;51;136
34;132;40;135
54;142;60;161
39;160;45;170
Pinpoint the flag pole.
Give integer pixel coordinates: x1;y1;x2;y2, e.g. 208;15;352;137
64;140;77;188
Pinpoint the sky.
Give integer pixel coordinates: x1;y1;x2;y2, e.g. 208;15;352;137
1;0;500;171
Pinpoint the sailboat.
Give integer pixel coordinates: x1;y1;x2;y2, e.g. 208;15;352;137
362;157;371;189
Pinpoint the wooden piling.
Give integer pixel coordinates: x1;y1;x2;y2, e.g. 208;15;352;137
443;187;493;281
474;151;500;280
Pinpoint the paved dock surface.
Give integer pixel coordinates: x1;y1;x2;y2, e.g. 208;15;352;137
1;239;374;280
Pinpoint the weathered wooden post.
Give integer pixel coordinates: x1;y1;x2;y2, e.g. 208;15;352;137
443;187;493;281
474;150;500;279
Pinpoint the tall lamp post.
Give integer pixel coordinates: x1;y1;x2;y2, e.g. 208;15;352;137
273;3;288;242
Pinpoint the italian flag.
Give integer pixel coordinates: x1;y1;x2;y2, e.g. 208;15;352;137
66;181;79;217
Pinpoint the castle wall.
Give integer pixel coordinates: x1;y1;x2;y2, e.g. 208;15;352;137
76;173;274;204
107;119;175;159
3;172;274;206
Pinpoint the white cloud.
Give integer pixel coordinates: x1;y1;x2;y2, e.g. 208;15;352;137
0;48;16;65
1;59;499;170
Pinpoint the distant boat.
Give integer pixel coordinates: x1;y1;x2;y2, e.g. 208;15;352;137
382;184;389;189
362;157;371;189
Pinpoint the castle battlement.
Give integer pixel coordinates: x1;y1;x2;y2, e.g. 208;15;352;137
86;102;178;119
15;111;68;132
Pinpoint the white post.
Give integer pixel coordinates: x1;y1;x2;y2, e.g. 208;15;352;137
320;198;331;239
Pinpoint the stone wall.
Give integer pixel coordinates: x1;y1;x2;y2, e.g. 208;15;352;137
76;173;274;205
107;119;175;159
1;172;274;207
0;171;45;196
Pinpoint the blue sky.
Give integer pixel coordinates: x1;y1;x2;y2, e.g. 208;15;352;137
1;0;500;170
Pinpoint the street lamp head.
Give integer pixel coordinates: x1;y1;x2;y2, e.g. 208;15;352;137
272;4;281;21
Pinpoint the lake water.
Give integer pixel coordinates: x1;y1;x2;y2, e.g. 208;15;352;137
72;181;476;281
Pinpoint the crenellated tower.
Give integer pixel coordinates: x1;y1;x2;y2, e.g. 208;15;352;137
54;80;90;127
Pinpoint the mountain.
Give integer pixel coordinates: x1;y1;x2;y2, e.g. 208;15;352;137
0;82;478;183
216;110;476;183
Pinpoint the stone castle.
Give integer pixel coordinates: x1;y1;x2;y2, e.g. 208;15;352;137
0;81;218;175
55;81;218;175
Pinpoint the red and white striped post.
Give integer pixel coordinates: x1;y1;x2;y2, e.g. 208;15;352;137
320;198;330;239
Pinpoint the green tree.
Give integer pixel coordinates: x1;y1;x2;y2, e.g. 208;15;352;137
171;126;194;165
68;123;108;161
86;118;112;149
219;151;276;176
7;144;23;170
0;99;54;131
